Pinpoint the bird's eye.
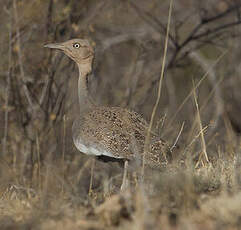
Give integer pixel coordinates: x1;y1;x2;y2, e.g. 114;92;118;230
73;43;80;48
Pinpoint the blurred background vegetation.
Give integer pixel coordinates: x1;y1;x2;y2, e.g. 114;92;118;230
0;0;241;229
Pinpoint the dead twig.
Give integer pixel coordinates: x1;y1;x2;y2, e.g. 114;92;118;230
192;78;209;164
170;122;185;152
189;51;224;134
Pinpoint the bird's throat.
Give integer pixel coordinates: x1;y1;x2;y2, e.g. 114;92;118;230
77;64;94;114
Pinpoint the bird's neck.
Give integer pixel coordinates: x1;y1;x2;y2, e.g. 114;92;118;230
77;63;94;114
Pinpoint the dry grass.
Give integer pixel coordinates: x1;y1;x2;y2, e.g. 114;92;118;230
0;154;240;230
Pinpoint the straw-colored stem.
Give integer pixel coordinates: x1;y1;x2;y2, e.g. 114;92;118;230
142;0;173;177
192;78;209;164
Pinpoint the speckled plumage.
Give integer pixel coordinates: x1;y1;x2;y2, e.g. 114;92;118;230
72;106;171;168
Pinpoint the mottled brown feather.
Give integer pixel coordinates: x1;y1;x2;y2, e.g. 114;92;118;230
72;106;171;168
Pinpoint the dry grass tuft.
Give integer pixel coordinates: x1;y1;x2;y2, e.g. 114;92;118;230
0;153;240;230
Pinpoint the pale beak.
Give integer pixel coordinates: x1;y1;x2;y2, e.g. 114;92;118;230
44;42;65;50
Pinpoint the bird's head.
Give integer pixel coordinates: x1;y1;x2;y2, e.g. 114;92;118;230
44;38;94;74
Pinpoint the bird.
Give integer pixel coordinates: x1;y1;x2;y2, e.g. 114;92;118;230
44;38;172;190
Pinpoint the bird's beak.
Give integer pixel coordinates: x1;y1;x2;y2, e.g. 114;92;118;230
44;42;65;50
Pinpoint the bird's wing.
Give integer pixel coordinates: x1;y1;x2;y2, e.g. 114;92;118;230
75;106;171;165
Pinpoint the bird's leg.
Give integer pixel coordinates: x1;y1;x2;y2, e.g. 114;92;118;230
88;157;95;196
121;160;129;191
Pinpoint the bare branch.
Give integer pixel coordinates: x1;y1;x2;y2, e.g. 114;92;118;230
129;1;178;48
13;0;34;110
2;6;12;156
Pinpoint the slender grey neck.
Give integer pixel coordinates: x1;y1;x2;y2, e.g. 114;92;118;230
77;63;94;114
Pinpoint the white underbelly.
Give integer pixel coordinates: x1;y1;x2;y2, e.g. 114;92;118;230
73;137;122;158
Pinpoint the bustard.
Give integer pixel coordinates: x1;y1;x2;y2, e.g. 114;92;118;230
44;39;171;190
